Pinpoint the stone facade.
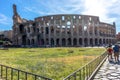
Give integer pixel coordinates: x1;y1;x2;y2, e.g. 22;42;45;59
116;32;120;41
12;4;116;47
0;30;13;42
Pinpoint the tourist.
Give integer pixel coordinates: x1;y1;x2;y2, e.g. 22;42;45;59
107;45;113;62
113;45;119;63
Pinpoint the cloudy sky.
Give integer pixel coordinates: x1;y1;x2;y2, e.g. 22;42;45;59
0;0;120;33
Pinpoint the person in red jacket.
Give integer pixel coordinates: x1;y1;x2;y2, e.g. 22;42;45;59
107;45;113;61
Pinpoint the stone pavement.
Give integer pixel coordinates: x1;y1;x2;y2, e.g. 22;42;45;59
93;58;120;80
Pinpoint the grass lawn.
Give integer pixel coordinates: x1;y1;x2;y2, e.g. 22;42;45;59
0;47;105;79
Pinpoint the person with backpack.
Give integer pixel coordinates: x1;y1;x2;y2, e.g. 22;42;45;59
107;45;113;62
113;45;119;63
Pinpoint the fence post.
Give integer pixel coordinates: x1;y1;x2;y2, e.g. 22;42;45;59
6;67;7;79
11;69;13;80
1;66;3;78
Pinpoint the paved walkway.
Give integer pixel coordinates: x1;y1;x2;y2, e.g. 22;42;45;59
93;58;120;80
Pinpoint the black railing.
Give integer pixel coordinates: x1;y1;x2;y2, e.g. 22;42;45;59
0;64;52;80
63;51;107;80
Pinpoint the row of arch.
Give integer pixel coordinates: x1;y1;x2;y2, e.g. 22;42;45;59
22;37;115;46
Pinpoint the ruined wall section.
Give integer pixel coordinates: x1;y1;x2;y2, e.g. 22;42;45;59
13;13;116;46
33;15;115;46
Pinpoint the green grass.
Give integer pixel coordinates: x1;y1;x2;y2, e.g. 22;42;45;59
0;47;105;79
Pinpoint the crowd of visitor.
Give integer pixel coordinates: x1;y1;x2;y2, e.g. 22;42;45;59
107;44;120;63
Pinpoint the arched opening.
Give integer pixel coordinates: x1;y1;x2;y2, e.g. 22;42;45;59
27;27;30;33
46;27;49;34
51;26;54;33
111;39;114;44
62;16;65;21
62;38;66;46
99;39;102;45
22;35;26;45
67;21;71;26
37;35;41;45
51;38;54;46
37;28;39;33
68;38;71;46
19;24;24;33
31;39;35;45
90;38;93;46
16;38;18;45
37;35;40;41
41;27;44;33
46;38;49;45
33;27;36;33
84;38;88;46
106;39;109;44
95;38;98;46
103;39;105;44
56;38;59;46
33;23;36;27
109;39;111;44
41;39;44;45
73;38;77;46
27;39;30;45
79;38;82;45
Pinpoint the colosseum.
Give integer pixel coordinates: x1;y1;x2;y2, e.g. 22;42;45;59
12;4;116;47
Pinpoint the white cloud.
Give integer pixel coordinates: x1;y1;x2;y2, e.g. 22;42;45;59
0;13;12;25
81;0;120;23
24;7;33;12
25;0;83;15
24;0;120;26
24;7;51;15
31;0;120;24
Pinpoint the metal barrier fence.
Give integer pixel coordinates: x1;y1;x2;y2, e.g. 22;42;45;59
0;51;107;80
63;51;107;80
0;64;52;80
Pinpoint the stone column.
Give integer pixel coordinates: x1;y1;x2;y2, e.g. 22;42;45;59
19;36;22;45
43;21;46;45
101;38;103;46
59;20;62;46
54;24;56;46
49;21;51;46
76;19;79;46
82;18;85;46
87;23;90;46
65;19;68;46
34;36;37;46
92;22;95;46
87;38;90;46
71;19;73;46
92;38;95;46
97;22;100;37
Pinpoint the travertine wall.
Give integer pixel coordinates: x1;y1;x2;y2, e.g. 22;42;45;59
13;14;116;47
